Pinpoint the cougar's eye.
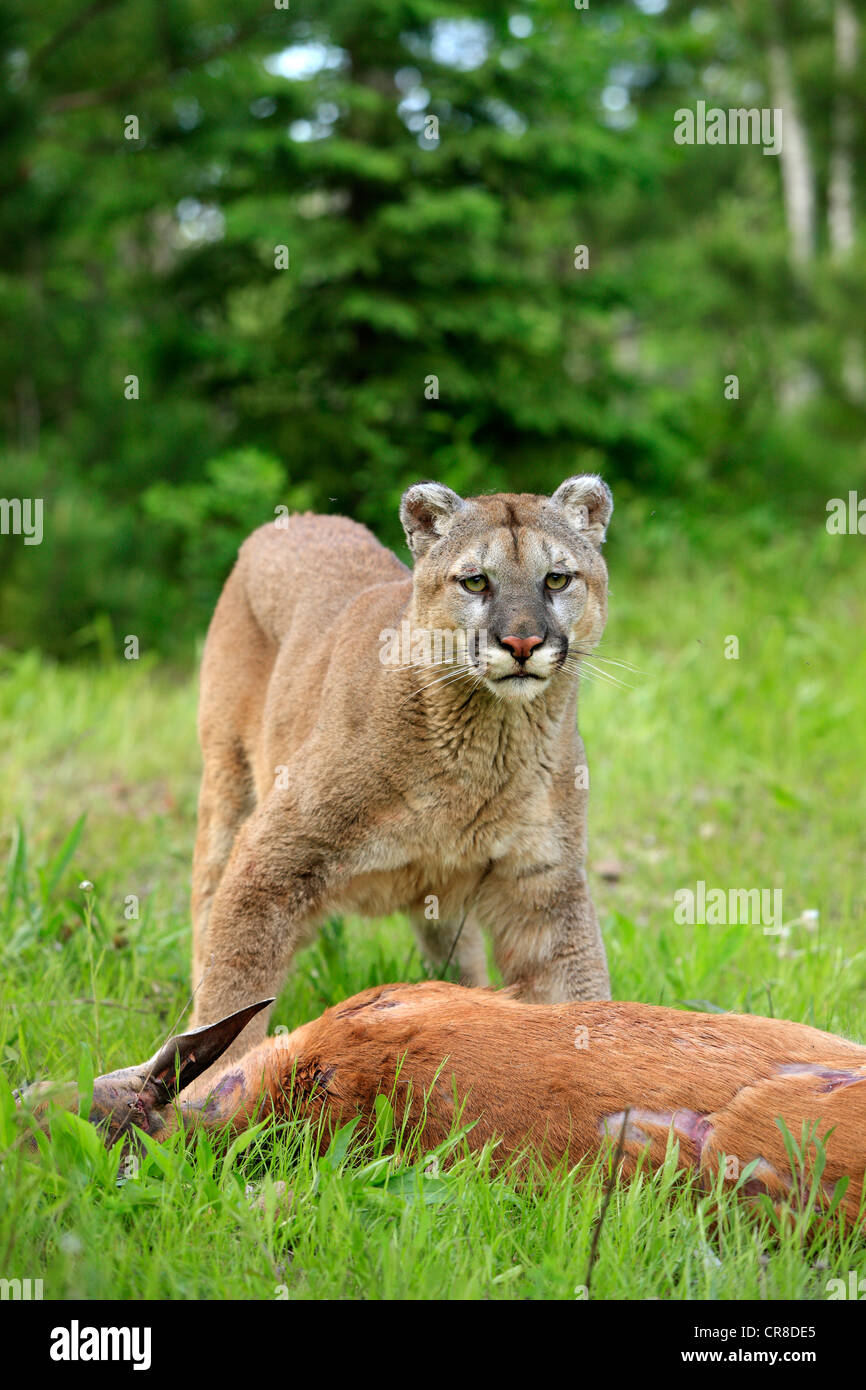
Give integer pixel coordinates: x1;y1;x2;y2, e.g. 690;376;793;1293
461;574;489;594
545;573;571;592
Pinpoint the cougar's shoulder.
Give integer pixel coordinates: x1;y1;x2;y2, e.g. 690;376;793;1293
236;513;410;647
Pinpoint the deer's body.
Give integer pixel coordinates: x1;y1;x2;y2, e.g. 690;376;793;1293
42;982;865;1227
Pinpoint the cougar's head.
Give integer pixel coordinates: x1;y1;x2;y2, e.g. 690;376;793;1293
399;476;612;702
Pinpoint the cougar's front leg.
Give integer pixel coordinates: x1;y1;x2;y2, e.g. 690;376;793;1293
189;796;346;1077
477;861;610;1003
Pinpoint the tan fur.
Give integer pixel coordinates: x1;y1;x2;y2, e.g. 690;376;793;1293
189;477;614;1072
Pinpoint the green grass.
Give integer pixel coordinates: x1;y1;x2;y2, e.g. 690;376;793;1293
2;520;865;1300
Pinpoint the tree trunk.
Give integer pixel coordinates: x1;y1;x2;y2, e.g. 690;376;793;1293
767;39;816;267
828;0;859;259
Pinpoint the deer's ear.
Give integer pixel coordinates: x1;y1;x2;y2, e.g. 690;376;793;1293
142;999;274;1103
400;481;466;559
549;475;613;548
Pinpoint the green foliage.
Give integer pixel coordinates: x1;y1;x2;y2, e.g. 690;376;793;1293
2;1;865;654
141;448;313;633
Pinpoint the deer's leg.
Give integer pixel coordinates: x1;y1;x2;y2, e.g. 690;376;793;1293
598;1065;866;1228
701;1067;866;1226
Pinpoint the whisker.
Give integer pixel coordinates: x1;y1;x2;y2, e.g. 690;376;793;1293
590;655;644;675
576;660;633;690
398;665;477;707
383;657;460;674
570;646;645;676
562;656;632;690
403;673;476;704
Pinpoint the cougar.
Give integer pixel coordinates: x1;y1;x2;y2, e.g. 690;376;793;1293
189;475;614;1068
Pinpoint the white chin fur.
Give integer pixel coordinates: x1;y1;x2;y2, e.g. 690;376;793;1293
482;672;550;701
478;649;560;699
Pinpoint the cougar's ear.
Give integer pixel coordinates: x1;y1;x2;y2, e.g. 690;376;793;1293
549;475;613;548
400;481;466;560
140;999;275;1104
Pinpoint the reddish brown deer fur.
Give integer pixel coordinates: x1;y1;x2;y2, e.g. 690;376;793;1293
21;981;866;1226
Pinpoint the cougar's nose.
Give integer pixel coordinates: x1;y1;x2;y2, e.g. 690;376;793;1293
500;634;544;662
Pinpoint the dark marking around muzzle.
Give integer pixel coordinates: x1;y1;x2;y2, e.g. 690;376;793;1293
86;998;276;1148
